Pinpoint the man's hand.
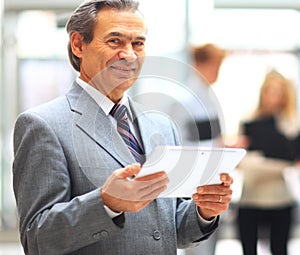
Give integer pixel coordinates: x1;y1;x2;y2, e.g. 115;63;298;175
101;163;169;213
192;173;233;220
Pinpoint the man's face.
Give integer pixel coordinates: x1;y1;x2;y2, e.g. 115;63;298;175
76;8;147;102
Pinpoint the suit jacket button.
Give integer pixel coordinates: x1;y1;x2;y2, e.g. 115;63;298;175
100;230;109;237
93;231;108;239
153;230;161;240
92;232;101;240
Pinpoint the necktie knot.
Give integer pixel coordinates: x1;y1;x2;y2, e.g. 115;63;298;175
110;104;127;121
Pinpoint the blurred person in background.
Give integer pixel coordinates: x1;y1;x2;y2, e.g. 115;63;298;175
168;43;227;255
169;43;226;148
234;70;300;255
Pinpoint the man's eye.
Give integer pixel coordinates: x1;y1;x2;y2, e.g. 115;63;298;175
108;39;120;45
132;41;145;50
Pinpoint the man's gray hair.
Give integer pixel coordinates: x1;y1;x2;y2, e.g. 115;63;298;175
66;0;139;72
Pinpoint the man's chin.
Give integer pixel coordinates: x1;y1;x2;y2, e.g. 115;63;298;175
103;77;135;94
114;78;136;89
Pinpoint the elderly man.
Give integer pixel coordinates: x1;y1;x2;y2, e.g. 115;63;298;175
13;1;233;254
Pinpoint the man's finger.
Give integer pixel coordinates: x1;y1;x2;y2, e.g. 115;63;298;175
116;163;141;179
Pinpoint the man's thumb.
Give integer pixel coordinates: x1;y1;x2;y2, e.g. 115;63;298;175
117;163;141;179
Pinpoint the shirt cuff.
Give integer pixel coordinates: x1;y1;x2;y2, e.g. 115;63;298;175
104;205;123;219
196;206;216;227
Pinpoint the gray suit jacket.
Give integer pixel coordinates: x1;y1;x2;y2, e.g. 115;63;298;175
13;83;218;255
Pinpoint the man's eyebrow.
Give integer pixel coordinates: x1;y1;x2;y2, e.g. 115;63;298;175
105;32;146;41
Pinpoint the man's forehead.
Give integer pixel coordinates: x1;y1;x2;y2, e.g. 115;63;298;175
97;8;145;25
96;8;146;34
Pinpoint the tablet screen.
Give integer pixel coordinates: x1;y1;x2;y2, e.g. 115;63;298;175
137;146;246;197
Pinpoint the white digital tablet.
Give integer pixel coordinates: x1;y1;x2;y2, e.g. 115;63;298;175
137;146;246;197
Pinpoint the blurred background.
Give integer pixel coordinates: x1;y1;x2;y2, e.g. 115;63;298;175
1;0;300;254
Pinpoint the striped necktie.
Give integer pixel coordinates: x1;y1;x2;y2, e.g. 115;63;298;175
110;104;145;164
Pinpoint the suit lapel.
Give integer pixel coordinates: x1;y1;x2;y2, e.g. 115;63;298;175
66;83;135;167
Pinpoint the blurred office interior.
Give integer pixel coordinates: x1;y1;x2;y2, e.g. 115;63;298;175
1;0;300;254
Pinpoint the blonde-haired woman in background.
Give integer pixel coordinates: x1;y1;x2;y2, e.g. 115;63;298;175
235;70;300;255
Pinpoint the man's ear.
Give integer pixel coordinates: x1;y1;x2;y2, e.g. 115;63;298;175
71;32;84;58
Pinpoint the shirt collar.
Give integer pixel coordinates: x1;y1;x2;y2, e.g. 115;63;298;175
76;77;132;118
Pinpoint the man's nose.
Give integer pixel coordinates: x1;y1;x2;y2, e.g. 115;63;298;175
118;45;137;62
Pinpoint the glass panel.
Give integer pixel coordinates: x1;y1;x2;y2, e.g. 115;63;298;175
138;0;187;55
189;7;300;50
1;10;74;230
19;59;75;111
